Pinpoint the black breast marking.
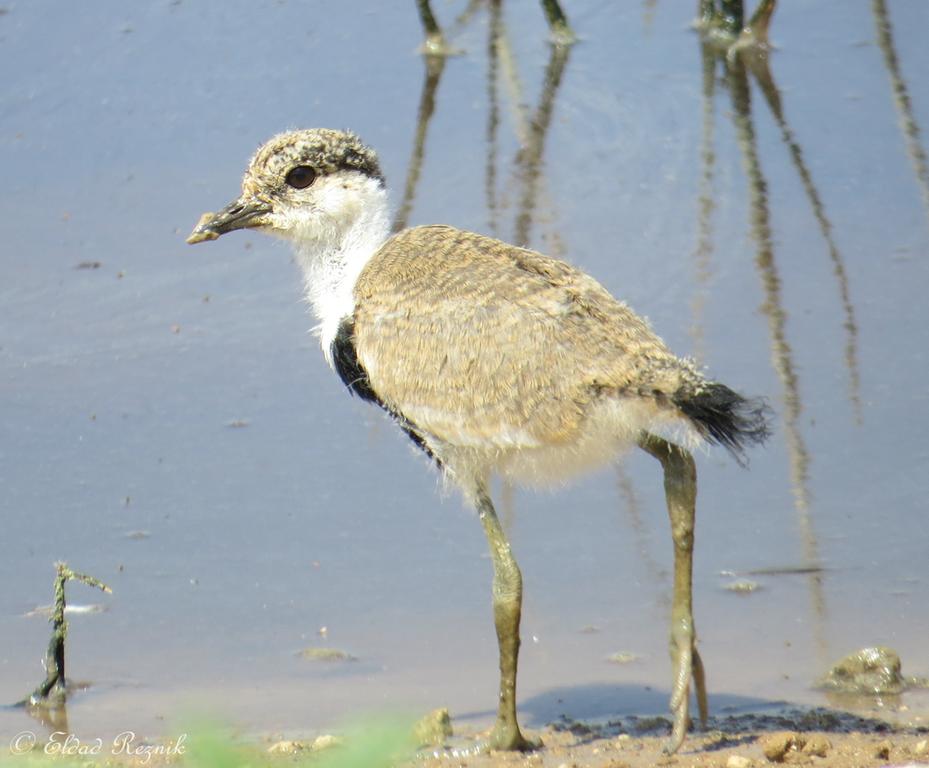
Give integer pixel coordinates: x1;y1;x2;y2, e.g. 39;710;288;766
332;317;379;403
331;317;438;463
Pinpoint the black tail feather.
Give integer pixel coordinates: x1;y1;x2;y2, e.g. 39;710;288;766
674;382;772;465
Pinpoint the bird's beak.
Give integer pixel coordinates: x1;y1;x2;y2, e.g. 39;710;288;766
186;197;273;244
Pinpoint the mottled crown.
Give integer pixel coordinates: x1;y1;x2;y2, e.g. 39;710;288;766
248;128;384;187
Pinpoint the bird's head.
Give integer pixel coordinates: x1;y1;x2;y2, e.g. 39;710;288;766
187;128;386;248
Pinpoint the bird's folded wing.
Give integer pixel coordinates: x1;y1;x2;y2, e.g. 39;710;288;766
352;226;676;449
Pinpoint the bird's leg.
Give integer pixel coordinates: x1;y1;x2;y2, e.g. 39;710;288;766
637;433;708;754
473;486;540;752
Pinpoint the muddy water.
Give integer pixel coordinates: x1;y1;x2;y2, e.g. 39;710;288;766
2;0;928;744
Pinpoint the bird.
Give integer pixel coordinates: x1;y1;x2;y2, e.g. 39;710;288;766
187;128;770;754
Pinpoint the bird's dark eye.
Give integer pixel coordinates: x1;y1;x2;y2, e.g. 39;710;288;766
285;166;317;189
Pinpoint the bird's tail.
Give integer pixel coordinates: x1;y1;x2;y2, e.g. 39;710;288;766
673;381;772;465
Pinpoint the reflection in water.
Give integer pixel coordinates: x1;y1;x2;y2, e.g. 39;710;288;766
395;2;574;250
746;0;777;42
690;41;719;366
396;1;491;234
872;0;929;226
746;51;862;422
25;700;70;737
539;0;575;45
642;0;658;33
726;55;807;533
495;25;530;148
513;43;572;249
718;0;744;33
391;53;447;234
696;0;777;52
483;22;561;258
482;10;572;254
485;0;502;237
446;0;484;40
705;39;829;665
615;466;670;611
415;0;447;55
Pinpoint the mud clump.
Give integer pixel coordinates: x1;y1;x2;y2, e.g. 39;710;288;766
757;732;834;763
760;731;801;762
817;646;907;695
414;708;453;747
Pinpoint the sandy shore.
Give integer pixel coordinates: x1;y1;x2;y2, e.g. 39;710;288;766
412;708;929;768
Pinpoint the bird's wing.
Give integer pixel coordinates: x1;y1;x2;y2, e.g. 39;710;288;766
352;226;684;449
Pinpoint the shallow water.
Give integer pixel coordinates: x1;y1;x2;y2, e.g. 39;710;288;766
2;0;929;744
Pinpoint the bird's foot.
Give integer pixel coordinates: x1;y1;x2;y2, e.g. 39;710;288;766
437;726;540;760
474;721;541;753
663;618;708;755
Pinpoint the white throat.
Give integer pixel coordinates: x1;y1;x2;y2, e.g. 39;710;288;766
288;176;391;365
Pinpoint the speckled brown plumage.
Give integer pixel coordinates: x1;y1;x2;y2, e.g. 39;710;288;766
353;225;704;453
243;128;384;200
